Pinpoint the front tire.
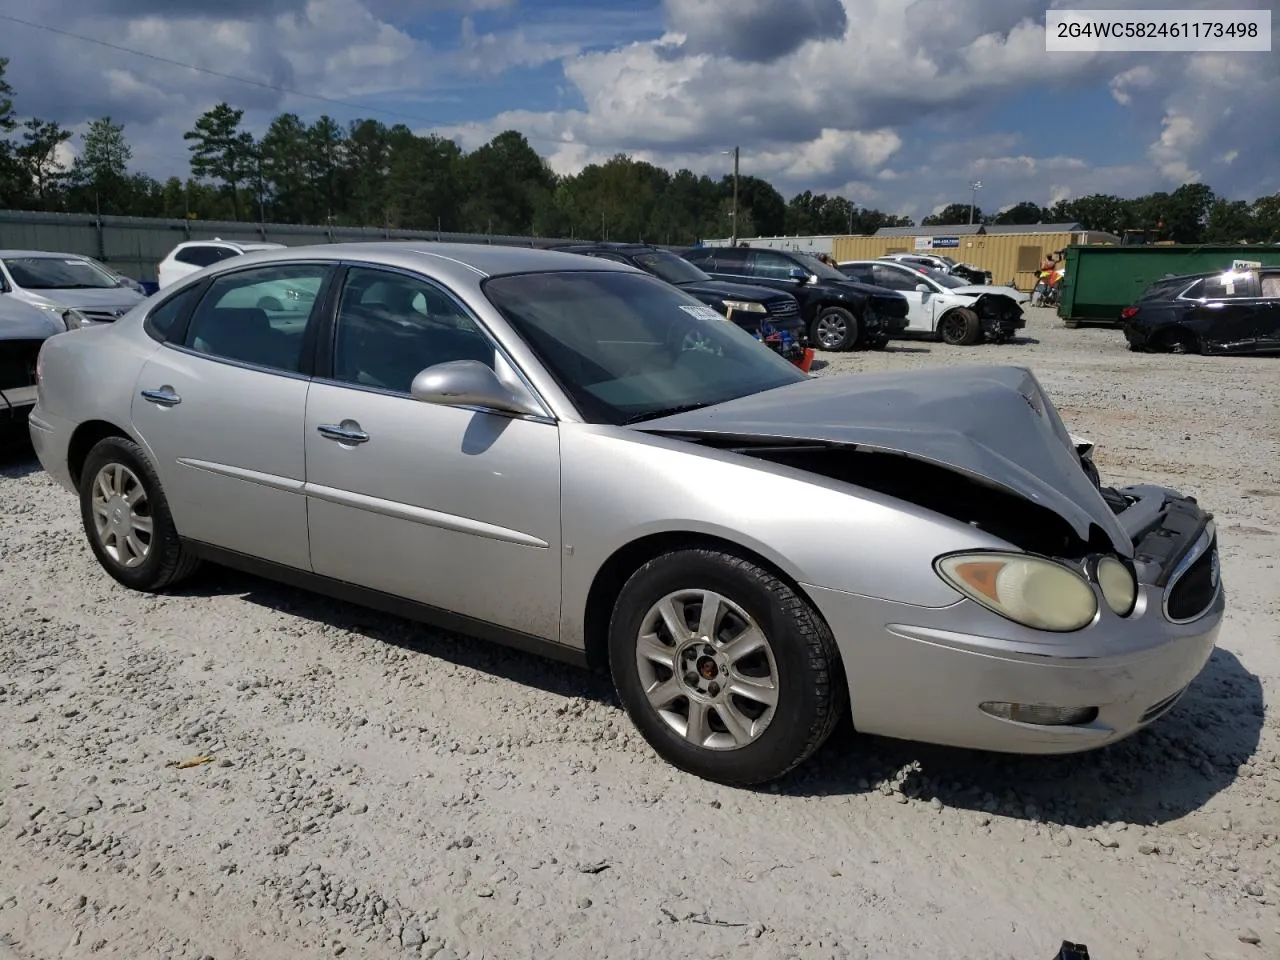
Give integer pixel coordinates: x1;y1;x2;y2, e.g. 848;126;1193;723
938;308;982;346
811;306;858;351
79;436;200;592
608;548;845;786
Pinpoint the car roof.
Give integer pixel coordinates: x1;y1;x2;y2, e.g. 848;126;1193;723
0;249;95;259
201;241;640;279
174;239;284;249
547;242;661;254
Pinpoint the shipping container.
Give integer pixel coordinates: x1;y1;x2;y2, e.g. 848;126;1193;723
1059;244;1280;325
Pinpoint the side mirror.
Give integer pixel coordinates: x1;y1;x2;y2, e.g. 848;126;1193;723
915;283;931;293
410;360;542;417
787;267;808;283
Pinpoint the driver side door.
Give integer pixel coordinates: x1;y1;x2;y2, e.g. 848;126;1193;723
871;263;934;333
302;265;564;642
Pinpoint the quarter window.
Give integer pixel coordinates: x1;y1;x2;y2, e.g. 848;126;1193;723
330;268;495;394
146;284;203;340
182;264;329;372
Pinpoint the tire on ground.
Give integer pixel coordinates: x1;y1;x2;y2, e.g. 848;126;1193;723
810;306;858;352
607;547;846;786
79;435;201;592
940;307;983;346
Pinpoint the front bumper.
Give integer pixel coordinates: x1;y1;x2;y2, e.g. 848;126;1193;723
805;486;1223;755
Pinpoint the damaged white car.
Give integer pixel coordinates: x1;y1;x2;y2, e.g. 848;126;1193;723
838;259;1029;345
29;244;1223;786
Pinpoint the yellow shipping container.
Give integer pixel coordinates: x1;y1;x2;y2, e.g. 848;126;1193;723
832;229;1119;290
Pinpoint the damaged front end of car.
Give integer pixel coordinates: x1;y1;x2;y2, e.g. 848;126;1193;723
968;293;1026;342
640;364;1219;625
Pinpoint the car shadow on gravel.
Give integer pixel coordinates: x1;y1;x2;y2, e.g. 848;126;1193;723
777;646;1265;828
171;567;619;704
0;438;41;477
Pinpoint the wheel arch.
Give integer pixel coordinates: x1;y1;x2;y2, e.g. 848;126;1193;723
1153;324;1201;353
581;530;846;685
67;420;138;490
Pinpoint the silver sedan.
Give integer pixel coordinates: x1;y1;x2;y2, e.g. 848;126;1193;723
28;243;1224;785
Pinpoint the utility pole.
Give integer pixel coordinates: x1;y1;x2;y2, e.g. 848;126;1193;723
731;146;740;245
969;180;983;225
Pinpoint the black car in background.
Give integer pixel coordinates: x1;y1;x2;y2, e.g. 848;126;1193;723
1120;266;1280;355
680;246;910;351
547;243;811;365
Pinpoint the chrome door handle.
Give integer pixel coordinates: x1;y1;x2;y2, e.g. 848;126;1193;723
140;387;181;407
317;423;370;444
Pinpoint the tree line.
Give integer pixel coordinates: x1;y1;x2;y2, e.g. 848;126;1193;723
2;58;1278;244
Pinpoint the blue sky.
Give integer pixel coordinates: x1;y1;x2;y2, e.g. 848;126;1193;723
1;0;1276;222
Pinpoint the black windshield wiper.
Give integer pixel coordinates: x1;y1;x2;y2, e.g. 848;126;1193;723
623;403;711;425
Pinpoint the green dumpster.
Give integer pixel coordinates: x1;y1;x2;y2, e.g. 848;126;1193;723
1057;244;1280;326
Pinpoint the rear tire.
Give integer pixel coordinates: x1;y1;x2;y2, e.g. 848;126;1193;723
79;436;200;592
939;308;982;346
608;548;846;786
811;307;858;351
1161;329;1199;354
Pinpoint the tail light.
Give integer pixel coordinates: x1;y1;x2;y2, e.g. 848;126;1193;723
1120;307;1139;320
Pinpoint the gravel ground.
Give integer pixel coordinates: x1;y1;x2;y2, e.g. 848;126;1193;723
1;307;1276;960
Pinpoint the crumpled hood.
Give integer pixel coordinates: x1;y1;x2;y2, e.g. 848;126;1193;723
950;284;1030;303
1;296;65;339
639;365;1132;556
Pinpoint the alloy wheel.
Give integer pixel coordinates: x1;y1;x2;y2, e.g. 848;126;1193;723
634;589;779;750
90;462;154;569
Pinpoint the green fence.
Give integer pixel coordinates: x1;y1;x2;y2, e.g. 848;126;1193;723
1059;244;1280;324
0;210;575;282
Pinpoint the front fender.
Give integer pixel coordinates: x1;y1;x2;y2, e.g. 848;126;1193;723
557;424;1012;648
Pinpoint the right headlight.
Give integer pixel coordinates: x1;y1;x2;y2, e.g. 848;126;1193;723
61;308;87;330
1095;556;1137;617
935;552;1098;632
721;299;767;314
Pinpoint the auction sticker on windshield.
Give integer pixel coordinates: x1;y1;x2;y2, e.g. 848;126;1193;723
679;304;727;323
1046;9;1270;51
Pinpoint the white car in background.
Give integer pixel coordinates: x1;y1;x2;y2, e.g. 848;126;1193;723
158;239;285;289
838;259;1028;345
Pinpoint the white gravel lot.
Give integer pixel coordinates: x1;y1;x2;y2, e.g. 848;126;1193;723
1;307;1277;960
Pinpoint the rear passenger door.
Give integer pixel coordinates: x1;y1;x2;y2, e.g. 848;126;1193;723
1188;272;1261;352
130;262;334;570
1256;270;1280;352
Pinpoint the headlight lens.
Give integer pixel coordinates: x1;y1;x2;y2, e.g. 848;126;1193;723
62;309;87;330
721;299;767;314
1095;556;1137;616
936;552;1097;632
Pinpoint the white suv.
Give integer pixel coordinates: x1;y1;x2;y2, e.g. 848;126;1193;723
157;239;285;289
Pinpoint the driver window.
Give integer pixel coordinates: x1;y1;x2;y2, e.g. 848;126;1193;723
871;264;921;292
331;267;495;394
750;252;799;280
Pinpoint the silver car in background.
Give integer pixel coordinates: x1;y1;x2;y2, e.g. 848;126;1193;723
1;250;146;328
27;243;1224;785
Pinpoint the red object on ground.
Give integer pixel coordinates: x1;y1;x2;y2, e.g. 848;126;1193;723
796;348;815;372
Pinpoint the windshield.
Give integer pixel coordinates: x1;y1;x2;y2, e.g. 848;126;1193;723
935;255;958;267
789;253;847;281
3;256;121;290
634;251;709;285
927;269;969;289
483;270;806;425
